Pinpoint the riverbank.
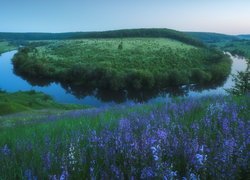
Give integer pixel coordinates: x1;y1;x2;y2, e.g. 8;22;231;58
0;90;89;116
0;40;16;54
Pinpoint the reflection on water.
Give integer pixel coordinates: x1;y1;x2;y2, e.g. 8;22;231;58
0;50;248;106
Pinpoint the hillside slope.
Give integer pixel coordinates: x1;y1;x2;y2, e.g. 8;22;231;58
1;28;204;47
237;35;250;40
187;32;238;43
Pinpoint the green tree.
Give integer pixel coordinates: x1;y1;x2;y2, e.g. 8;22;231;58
228;62;249;95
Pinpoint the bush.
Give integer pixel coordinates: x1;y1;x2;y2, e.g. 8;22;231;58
191;68;211;84
167;70;189;86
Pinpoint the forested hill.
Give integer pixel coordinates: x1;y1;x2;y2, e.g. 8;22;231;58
0;28;204;47
187;32;238;43
238;35;250;40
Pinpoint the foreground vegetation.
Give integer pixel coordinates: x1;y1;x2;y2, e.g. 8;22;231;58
0;90;87;116
13;37;231;91
0;40;16;54
0;95;249;179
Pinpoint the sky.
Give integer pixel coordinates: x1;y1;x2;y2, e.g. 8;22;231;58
1;0;250;34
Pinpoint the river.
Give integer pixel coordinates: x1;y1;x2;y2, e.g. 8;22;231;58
0;50;248;106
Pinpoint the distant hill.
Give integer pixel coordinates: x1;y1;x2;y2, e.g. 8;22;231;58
237;35;250;40
0;28;204;47
186;32;239;43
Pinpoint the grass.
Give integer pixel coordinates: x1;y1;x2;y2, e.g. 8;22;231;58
0;40;16;54
0;95;249;179
30;38;196;71
0;90;89;116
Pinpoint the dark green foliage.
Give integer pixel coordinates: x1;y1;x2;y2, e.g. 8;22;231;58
187;32;238;43
228;62;250;95
189;33;250;60
167;69;189;86
191;68;211;84
208;57;232;83
126;70;155;90
118;41;123;50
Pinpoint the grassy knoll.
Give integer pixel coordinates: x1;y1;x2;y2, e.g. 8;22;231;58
0;90;88;116
13;37;231;91
0;95;249;179
0;40;16;54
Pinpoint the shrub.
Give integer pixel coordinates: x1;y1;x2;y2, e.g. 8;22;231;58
191;68;211;84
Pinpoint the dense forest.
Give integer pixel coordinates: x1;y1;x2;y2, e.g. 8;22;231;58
188;33;250;58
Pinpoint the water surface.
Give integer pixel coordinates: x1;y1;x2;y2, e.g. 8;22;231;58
0;51;248;106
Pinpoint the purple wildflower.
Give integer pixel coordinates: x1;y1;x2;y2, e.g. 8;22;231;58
42;151;51;170
141;167;155;179
60;168;69;180
1;144;11;156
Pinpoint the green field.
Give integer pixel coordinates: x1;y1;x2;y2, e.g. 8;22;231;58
13;38;231;91
0;91;88;116
0;41;16;54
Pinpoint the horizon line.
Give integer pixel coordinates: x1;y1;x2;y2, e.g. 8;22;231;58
0;28;249;36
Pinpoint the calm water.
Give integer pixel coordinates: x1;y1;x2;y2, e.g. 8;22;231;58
0;50;248;106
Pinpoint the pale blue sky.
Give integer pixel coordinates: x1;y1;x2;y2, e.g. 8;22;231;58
1;0;250;34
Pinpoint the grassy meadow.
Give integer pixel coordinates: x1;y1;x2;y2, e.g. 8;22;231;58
0;41;16;54
0;95;249;179
0;91;88;116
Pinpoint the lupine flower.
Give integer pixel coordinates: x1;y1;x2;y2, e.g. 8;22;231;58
24;169;37;180
42;151;51;170
60;168;69;180
1;144;11;156
195;145;207;166
0;96;248;179
141;167;155;179
195;154;207;165
151;145;161;161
